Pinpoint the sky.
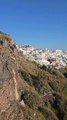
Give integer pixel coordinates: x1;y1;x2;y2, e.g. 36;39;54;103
0;0;67;50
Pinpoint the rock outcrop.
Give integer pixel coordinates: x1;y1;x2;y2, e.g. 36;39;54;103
0;32;25;120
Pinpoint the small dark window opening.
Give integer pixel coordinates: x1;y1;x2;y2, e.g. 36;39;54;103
0;40;3;45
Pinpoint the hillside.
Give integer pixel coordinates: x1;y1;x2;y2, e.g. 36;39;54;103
0;32;67;120
17;45;67;69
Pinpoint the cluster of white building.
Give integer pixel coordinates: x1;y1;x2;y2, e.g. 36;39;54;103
17;45;67;69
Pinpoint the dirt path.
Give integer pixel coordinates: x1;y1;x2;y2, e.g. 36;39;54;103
13;69;25;107
13;69;19;100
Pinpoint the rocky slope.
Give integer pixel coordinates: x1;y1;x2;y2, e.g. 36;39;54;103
0;32;67;120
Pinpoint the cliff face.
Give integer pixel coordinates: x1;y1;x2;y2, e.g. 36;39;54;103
0;32;67;120
0;33;25;120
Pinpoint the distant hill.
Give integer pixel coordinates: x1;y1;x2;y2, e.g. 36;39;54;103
17;45;67;69
0;32;67;120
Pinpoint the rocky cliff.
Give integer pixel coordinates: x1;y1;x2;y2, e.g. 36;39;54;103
0;32;67;120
